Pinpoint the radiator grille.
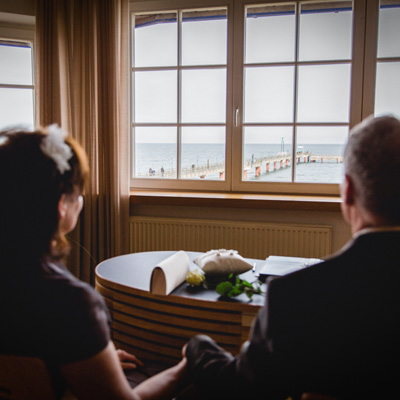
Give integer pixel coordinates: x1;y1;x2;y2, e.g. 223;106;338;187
130;217;332;259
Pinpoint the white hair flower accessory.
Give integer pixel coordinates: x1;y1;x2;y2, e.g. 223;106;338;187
40;124;73;174
0;136;9;146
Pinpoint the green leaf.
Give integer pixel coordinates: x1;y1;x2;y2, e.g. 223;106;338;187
216;281;233;297
215;275;264;299
230;286;242;297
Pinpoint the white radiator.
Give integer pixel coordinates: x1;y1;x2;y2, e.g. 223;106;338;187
130;217;332;259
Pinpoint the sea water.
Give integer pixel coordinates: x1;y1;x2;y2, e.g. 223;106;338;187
134;143;345;184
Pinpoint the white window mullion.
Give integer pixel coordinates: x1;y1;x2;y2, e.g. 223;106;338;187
361;0;379;120
292;1;300;183
348;0;367;127
231;0;246;191
177;11;182;180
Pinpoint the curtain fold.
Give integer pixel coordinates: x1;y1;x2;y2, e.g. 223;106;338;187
35;0;130;284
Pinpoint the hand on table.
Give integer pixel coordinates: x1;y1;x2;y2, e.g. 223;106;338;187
116;349;144;370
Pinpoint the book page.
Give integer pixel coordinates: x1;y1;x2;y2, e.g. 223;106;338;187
150;251;190;295
259;255;322;277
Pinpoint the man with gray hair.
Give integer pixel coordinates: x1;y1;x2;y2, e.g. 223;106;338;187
342;115;400;229
184;115;400;400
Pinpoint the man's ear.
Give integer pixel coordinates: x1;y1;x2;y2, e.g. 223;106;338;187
58;194;67;220
341;174;356;206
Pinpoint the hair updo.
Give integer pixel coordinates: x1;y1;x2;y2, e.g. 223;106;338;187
0;127;89;266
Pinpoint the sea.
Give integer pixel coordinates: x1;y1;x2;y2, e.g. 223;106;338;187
134;143;346;184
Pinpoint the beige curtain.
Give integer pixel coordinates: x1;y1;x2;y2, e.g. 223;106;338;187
35;0;130;284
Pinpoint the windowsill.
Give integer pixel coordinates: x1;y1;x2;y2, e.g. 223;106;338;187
130;190;342;212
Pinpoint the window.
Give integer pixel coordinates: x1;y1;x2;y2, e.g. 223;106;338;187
0;21;35;131
130;0;399;195
133;9;228;188
374;0;400;117
240;2;351;188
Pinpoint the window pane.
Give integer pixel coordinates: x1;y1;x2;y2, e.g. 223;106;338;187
299;2;353;61
245;4;296;63
134;13;177;67
0;88;34;130
377;0;400;58
375;62;400;118
243;126;293;182
182;9;227;66
0;41;32;85
244;66;294;123
134;127;177;178
297;64;351;123
181;127;225;180
134;70;177;123
295;126;347;183
181;68;226;123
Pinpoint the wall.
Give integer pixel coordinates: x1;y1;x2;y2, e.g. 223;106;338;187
0;0;35;28
0;0;34;16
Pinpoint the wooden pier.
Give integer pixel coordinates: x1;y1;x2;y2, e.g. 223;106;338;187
310;155;344;163
137;152;343;179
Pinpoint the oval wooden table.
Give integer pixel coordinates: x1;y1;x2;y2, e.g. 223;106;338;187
95;251;266;364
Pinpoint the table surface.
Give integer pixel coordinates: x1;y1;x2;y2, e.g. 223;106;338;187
96;251;267;307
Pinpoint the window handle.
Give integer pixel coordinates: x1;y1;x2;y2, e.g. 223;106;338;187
235;108;240;127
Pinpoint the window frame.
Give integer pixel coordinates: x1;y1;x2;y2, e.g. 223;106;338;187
363;0;400;119
130;0;234;192
129;0;383;196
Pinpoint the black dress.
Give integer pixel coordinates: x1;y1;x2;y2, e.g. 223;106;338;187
0;258;111;397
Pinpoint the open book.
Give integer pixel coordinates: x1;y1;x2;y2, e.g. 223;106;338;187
150;251;190;295
258;255;322;280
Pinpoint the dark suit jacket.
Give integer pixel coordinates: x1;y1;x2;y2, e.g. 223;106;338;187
186;230;400;399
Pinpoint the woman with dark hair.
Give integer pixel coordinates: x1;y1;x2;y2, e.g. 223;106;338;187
0;126;186;400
